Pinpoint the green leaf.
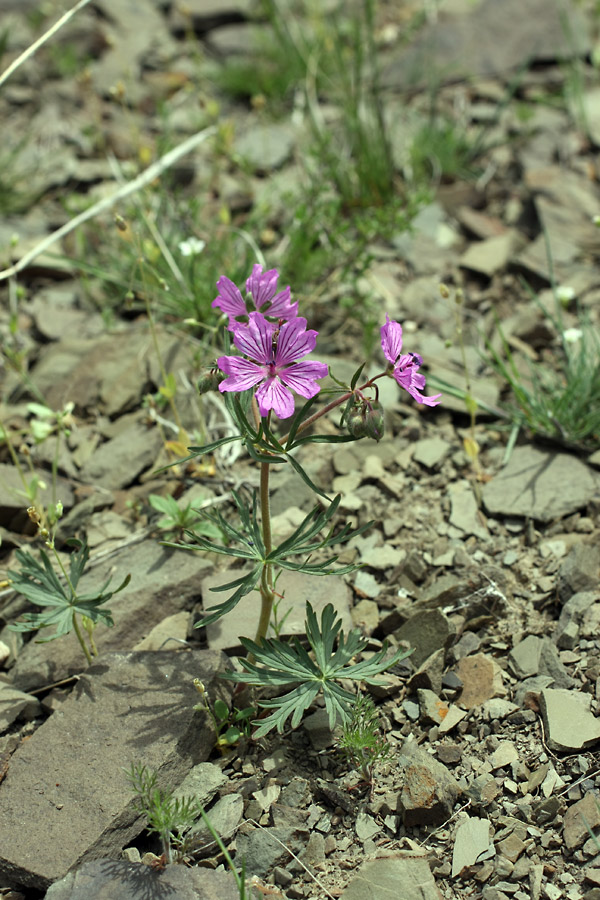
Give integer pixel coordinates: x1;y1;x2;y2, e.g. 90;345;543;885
213;699;229;721
285;452;331;501
284;395;319;447
350;362;366;390
197;566;262;627
220;601;412;736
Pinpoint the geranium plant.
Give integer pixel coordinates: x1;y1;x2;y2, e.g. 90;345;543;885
166;265;441;735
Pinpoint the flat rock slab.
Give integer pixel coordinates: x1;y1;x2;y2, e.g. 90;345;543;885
339;853;442;900
45;858;241;900
11;540;213;692
539;688;600;752
382;0;590;87
482;446;599;522
204;569;353;652
0;649;231;892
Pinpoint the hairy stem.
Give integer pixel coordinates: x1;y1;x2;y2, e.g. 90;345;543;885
72;615;93;665
254;460;275;647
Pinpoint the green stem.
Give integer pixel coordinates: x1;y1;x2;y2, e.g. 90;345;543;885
281;373;387;447
254;459;275;646
72;615;93;666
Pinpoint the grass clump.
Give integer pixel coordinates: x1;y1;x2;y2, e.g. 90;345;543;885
487;290;600;451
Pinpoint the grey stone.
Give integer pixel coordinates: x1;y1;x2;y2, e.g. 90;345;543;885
234;123;296;172
44;858;240;900
483;446;600;523
188;793;244;851
557;544;600;604
0;650;231;891
509;636;574;688
383;0;591;87
413;438;451;469
540;689;600;752
397;739;461;826
452;817;494;877
236;825;303;878
204;568;353;652
563;793;600;850
0;683;40;733
11;540;213;692
488;741;519;771
449;481;488;538
339;853;442;900
79;417;162;490
460;231;526;276
173;762;226;807
355;812;381;842
417;689;448;725
393;609;456;669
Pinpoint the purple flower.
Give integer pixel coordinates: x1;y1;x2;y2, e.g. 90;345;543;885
212;265;298;326
381;316;441;407
217;312;328;419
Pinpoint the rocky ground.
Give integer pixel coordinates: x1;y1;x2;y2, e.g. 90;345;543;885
1;1;600;899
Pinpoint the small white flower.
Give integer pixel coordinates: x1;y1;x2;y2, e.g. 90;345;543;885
563;327;583;343
556;285;575;304
178;237;206;257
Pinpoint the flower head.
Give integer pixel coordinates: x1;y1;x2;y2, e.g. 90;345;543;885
381;316;441;407
217;312;328;419
212;265;298;327
178;237;206;257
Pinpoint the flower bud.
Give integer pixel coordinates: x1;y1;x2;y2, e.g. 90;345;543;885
363;400;385;442
345;398;385;441
197;368;223;394
345;402;368;439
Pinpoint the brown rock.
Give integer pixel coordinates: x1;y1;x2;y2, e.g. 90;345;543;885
456;653;505;709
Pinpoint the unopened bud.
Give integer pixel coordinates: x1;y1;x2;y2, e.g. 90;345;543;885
363;400;385;442
346;403;367;439
55;500;63;519
439;283;450;299
345;398;385;441
197;368;223;394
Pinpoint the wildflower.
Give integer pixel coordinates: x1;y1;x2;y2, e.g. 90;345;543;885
563;327;583;344
212;265;298;326
178;237;206;257
556;285;575;305
380;315;442;407
217;312;328;419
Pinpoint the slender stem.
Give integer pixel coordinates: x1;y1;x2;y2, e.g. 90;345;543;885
254;460;275;646
281;373;387;447
72;615;93;666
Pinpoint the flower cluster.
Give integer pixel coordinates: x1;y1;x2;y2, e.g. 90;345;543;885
213;264;298;325
213;266;441;420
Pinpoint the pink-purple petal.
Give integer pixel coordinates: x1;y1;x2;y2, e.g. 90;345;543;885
380;315;403;364
275;317;318;366
217;356;266;392
255;377;295;419
231;313;274;364
212;276;246;318
278;361;328;398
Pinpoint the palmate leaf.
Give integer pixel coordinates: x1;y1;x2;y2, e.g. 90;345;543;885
8;544;130;643
221;601;412;737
